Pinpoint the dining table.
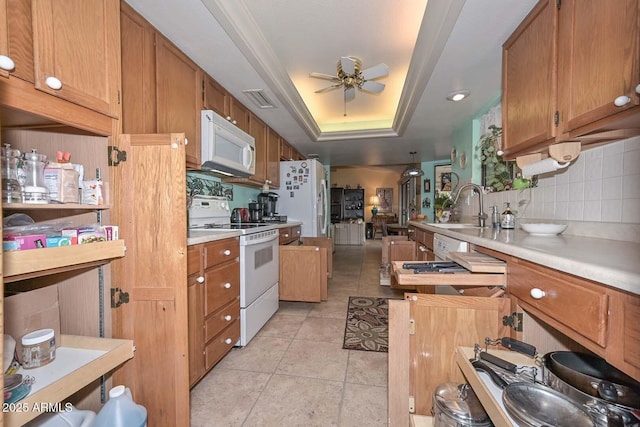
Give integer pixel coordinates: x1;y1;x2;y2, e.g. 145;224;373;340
387;223;409;235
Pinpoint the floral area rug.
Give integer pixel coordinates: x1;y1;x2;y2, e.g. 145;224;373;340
343;296;388;352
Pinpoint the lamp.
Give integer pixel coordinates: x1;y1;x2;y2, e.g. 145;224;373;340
370;195;380;216
402;151;424;177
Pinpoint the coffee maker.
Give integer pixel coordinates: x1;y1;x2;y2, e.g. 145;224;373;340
248;202;263;222
257;192;278;217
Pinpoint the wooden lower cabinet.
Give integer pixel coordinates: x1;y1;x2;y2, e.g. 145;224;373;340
279;237;332;302
388;294;511;425
187;237;240;387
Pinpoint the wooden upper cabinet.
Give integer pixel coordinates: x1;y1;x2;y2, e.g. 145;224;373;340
120;2;156;134
557;0;640;136
155;34;203;168
228;96;250;134
501;0;557;158
266;127;280;188
279;138;293;161
203;75;227;117
31;0;120;118
249;112;267;183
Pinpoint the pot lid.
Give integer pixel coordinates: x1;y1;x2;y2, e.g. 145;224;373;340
433;383;490;423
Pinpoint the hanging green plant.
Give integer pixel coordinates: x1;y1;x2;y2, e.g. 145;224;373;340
476;125;513;192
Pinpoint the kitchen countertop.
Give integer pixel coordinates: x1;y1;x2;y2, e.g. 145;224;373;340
408;221;640;296
187;221;303;246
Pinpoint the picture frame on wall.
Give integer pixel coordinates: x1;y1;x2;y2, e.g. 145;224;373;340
375;188;393;213
434;164;452;193
423;179;430;193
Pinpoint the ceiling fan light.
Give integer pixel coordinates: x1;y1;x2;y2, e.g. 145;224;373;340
447;90;470;102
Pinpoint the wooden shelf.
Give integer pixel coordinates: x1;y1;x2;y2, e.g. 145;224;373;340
4;335;134;427
3;203;110;211
3;240;126;282
455;346;538;427
410;415;434;426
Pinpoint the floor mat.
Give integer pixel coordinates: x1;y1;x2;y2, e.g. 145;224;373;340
342;296;388;352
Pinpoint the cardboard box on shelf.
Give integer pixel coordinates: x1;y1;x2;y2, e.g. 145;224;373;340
4;286;61;364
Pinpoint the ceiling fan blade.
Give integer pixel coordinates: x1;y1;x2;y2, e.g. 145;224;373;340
309;72;339;81
315;83;342;93
360;81;385;93
344;86;355;102
340;57;356;75
361;63;389;80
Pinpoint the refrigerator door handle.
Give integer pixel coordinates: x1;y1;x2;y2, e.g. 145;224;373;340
319;178;328;235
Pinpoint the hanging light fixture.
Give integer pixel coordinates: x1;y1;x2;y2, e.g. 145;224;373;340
402;151;424;177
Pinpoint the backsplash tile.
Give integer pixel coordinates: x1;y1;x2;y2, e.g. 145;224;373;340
456;136;640;241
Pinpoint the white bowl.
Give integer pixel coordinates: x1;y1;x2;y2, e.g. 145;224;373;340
520;223;567;236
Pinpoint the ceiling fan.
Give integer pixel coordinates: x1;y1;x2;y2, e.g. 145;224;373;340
310;56;389;116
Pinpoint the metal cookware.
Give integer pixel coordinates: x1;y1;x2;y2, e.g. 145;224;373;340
546;352;640;409
432;383;493;427
231;208;250;223
502;382;595;427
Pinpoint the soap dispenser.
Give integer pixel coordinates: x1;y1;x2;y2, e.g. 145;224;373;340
501;203;515;229
491;206;500;229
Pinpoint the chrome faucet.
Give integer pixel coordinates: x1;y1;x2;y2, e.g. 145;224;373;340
451;183;487;228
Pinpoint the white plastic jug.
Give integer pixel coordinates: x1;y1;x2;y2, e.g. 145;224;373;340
92;385;147;427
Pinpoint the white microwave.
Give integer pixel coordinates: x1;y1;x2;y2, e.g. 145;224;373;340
201;110;255;177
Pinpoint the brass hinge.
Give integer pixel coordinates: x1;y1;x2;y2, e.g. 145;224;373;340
502;312;523;332
202;79;205;102
117;89;121;105
108;146;127;166
408;396;415;413
110;288;130;308
554;111;559;126
409;319;415;335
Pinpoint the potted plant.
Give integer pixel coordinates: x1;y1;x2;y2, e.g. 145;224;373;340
433;192;452;222
476;125;514;192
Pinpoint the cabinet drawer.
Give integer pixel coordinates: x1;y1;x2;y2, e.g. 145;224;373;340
204;238;239;268
204;261;240;316
279;227;292;245
205;320;240;369
413;228;433;250
205;299;240;343
392;252;506;287
509;258;609;347
187;245;201;276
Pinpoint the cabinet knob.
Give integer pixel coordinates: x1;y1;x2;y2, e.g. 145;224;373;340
530;288;546;299
614;95;631;107
45;76;63;90
197;276;205;283
223;249;231;256
226;116;232;121
0;55;15;71
225;338;232;345
296;230;300;235
184;137;189;146
232;120;237;125
224;282;231;289
636;83;640;94
284;233;289;238
407;229;414;233
224;315;232;321
418;245;427;252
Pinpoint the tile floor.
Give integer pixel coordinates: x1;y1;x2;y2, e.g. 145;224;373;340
190;239;404;426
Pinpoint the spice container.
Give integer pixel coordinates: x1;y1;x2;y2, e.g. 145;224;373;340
21;328;56;369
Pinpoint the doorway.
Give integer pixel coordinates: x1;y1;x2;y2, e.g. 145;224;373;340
398;176;420;225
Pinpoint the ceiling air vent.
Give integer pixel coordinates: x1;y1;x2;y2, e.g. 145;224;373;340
242;89;276;109
307;153;320;159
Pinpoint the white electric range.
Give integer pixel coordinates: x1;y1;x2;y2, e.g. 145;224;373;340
188;196;279;346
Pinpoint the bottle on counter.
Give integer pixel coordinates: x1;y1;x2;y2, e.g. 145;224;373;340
491;206;500;229
501;202;515;229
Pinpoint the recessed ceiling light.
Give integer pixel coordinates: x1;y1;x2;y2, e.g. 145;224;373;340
446;90;470;102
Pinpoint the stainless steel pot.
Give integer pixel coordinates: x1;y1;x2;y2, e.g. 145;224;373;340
547;352;640;409
502;382;595;427
432;383;493;427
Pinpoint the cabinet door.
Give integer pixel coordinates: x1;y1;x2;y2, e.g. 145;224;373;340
279;138;292;160
557;0;640;134
266;127;280;188
156;34;203;168
388;296;511;422
249;112;268;183
31;0;120;118
120;3;156;134
188;272;204;387
204;75;228;117
502;0;557;157
111;133;189;427
228;96;250;133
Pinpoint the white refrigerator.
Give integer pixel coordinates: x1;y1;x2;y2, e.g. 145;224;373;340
275;159;328;237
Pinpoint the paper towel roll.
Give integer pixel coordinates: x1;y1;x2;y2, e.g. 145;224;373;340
521;158;570;177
